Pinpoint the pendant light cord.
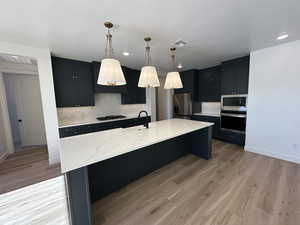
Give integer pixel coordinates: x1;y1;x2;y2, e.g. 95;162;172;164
105;28;113;58
170;48;176;71
144;38;152;66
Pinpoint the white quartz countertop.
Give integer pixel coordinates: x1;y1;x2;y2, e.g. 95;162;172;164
60;119;213;173
193;113;220;117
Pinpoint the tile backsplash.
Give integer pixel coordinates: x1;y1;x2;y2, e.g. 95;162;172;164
201;102;221;115
57;93;147;126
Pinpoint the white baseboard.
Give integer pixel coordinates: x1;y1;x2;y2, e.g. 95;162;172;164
245;146;300;165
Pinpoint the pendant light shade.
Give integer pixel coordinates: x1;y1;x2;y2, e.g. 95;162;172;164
138;66;160;87
164;71;183;89
164;48;183;89
98;58;126;85
138;37;160;88
98;22;126;86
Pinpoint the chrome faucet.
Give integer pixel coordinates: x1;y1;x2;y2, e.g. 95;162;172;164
138;110;149;128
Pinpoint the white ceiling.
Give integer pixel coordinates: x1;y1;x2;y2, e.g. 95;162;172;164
0;0;299;71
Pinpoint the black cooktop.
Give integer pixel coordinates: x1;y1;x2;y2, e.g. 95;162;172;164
96;115;126;121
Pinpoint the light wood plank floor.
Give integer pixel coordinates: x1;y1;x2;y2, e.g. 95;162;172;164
92;140;300;225
0;148;61;194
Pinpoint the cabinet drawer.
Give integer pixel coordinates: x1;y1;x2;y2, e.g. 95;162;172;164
219;130;245;145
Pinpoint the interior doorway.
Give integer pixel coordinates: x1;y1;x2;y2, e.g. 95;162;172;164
3;73;46;151
0;53;61;194
0;53;47;155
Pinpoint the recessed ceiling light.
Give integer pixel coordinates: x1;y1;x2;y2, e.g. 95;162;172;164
177;64;183;69
277;33;289;40
122;52;130;56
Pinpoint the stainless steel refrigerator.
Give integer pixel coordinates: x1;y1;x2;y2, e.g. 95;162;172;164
173;93;192;118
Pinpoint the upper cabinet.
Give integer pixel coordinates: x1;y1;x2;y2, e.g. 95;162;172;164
52;57;94;107
92;61;126;93
174;70;198;100
196;66;221;102
221;56;250;95
121;67;146;104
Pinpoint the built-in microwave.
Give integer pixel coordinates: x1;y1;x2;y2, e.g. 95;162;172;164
221;94;247;112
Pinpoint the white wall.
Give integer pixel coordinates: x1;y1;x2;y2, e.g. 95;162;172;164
0;72;14;159
0;107;7;160
0;42;60;164
245;40;300;164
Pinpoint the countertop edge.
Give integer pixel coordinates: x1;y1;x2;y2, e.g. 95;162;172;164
60;119;214;173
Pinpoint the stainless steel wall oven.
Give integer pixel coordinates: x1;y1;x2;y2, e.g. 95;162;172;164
221;95;247;133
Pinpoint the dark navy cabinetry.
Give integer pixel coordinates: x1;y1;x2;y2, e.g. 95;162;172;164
59;116;151;138
121;68;146;104
174;70;198;100
221;56;249;95
196;66;221;102
52;57;94;107
191;115;221;139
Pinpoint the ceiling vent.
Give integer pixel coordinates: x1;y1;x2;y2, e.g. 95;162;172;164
174;40;187;47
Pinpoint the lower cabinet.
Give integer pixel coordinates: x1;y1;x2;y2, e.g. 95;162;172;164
59;116;151;138
191;115;245;145
219;129;245;146
191;115;220;139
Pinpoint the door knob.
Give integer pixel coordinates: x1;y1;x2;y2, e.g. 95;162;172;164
18;119;22;122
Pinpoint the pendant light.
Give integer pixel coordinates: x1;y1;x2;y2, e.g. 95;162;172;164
138;37;160;88
164;48;183;89
97;22;126;86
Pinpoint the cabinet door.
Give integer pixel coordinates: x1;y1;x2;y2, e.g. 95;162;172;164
121;68;146;104
52;57;80;107
235;57;249;94
191;115;221;139
92;62;126;93
221;62;237;95
75;61;95;106
198;66;221;102
219;130;245;146
174;70;195;95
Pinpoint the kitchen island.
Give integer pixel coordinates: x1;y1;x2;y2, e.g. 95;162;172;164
60;119;213;225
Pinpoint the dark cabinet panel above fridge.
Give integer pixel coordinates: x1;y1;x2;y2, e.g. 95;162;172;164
174;70;198;100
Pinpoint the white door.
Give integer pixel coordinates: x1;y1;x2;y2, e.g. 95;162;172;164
14;75;46;147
